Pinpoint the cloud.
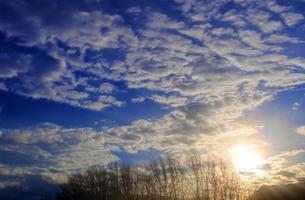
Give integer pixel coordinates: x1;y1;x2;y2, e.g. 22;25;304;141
281;12;304;26
246;9;283;33
265;1;304;27
221;9;247;26
0;0;138;110
1;0;305;188
98;83;117;94
292;102;301;111
265;34;304;44
83;95;124;110
296;126;305;136
0;123;119;172
0;82;7;91
0;0;304;151
0;0;136;49
251;149;305;184
0;173;58;200
266;0;289;13
131;96;146;103
150;95;188;107
0;0;305;113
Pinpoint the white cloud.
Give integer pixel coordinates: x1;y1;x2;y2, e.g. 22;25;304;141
246;9;283;33
0;124;119;172
82;95;124;111
292;102;300;111
1;0;304;113
0;1;302;133
267;0;290;13
150;95;188;107
0;0;139;111
239;30;280;51
131;96;146;103
265;1;304;27
221;9;247;26
296;126;305;136
281;12;304;27
1;0;305;186
265;34;304;44
99;83;117;94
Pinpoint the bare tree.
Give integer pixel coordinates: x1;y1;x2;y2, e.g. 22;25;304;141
56;154;256;200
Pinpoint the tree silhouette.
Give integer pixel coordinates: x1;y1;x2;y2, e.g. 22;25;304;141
56;155;256;200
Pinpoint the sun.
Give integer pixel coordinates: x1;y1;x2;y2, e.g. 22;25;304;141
229;144;264;172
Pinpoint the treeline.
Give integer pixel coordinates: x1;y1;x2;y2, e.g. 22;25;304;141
55;155;257;200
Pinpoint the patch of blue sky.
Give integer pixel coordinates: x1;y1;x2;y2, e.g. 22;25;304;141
243;84;305;154
0;86;173;129
112;149;162;167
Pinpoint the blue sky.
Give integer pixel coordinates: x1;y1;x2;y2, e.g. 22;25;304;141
1;0;305;199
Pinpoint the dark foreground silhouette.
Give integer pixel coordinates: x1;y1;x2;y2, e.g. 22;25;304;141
51;155;305;200
248;183;305;200
55;156;256;200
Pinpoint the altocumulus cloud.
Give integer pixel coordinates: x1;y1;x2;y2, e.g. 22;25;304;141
259;150;305;184
0;0;305;188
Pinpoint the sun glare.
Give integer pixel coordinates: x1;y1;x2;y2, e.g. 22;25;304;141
229;144;264;172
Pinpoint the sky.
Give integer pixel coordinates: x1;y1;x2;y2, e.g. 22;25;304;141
0;0;305;199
